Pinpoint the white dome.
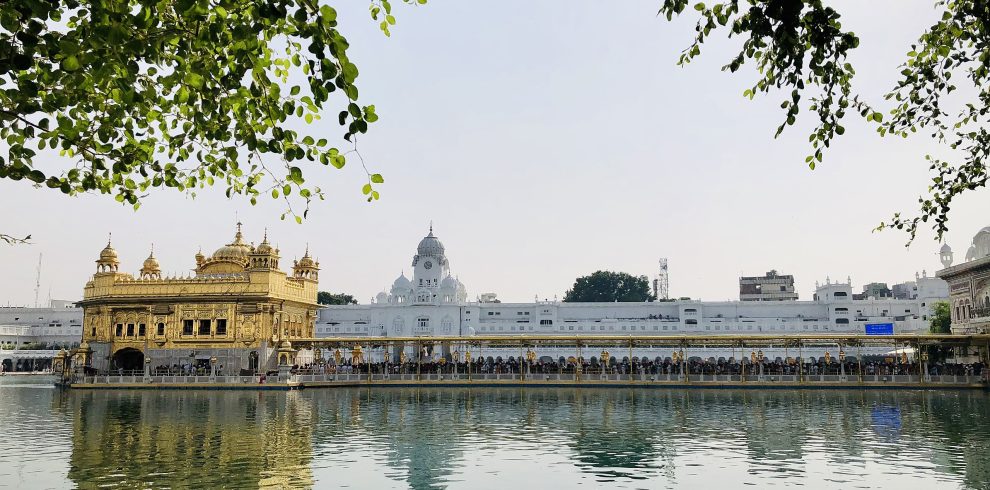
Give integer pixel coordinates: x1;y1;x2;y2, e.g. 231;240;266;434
441;275;458;289
965;226;990;261
392;273;411;290
375;291;388;303
417;229;445;257
940;243;952;253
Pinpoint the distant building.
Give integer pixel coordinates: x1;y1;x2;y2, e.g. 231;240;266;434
317;232;948;347
0;300;83;349
739;270;798;301
892;281;919;300
936;226;990;334
861;282;892;299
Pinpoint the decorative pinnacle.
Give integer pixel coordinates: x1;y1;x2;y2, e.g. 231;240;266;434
149;243;155;257
107;232;112;246
429;220;433;235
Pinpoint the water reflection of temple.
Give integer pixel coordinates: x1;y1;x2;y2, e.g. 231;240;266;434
46;387;990;488
62;390;314;488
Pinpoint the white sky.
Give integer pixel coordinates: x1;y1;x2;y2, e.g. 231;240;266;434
1;1;987;306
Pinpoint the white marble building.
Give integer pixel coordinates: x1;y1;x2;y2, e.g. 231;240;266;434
0;300;83;348
316;228;950;339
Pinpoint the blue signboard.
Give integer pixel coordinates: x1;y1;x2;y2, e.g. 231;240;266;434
865;323;894;335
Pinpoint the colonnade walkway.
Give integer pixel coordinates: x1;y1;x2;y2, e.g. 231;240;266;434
64;334;990;390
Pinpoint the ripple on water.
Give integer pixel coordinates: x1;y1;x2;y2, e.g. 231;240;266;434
0;385;987;489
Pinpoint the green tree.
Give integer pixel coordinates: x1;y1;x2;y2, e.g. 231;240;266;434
563;271;656;303
930;300;952;334
1;0;424;228
659;0;990;243
317;291;357;305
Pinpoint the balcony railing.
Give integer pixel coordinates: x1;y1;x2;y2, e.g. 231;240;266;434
970;306;990;320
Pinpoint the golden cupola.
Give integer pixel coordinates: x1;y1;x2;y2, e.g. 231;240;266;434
248;229;280;270
95;236;120;273
139;245;162;279
292;245;319;281
197;223;255;275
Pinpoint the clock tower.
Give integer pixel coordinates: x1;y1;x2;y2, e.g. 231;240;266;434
412;224;449;291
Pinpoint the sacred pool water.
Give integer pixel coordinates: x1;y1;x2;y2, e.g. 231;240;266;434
0;376;987;489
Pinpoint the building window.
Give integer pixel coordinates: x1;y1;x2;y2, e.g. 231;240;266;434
199;319;211;335
540;319;553;326
115;324;123;337
157;322;165;336
418;317;430;329
216;319;227;336
91;327;96;337
126;323;134;336
183;320;194;335
138;323;146;337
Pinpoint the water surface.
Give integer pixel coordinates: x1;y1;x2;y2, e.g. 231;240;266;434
1;376;988;489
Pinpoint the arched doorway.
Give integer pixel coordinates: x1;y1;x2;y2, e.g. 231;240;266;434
112;348;144;372
1;359;11;372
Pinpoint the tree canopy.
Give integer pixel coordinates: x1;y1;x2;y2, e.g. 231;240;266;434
317;291;357;305
1;0;424;225
563;271;656;303
929;300;952;334
659;0;990;243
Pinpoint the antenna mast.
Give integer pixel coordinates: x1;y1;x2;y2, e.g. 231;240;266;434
34;253;42;308
654;258;669;300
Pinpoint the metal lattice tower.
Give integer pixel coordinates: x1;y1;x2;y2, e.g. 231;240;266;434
654;258;669;300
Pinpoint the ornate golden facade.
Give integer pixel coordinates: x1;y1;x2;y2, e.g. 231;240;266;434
78;224;319;372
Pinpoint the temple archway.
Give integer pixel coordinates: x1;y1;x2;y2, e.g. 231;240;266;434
112;348;144;371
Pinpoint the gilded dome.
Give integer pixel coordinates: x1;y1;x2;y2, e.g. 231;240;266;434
212;224;252;261
417;227;445;257
142;253;160;272
297;245;316;268
99;242;118;262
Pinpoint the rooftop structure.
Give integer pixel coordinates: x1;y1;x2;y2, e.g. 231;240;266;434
739;270;798;302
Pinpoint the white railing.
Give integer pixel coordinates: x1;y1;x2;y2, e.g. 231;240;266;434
74;372;985;386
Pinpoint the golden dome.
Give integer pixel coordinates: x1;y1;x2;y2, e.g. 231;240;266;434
99;241;118;262
297;245;316;268
142;250;160;272
256;229;274;255
211;223;252;261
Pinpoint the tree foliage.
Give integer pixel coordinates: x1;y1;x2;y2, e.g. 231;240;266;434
317;291;357;305
1;0;424;223
659;0;990;243
930;300;952;334
563;271;657;303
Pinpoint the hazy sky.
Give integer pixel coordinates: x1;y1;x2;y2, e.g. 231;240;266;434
2;1;988;306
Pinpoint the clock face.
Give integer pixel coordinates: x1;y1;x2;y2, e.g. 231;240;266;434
424;261;433;270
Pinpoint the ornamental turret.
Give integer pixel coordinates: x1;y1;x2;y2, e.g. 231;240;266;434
292;245;319;281
249;229;280;270
940;243;953;268
95;235;120;274
139;245;162;279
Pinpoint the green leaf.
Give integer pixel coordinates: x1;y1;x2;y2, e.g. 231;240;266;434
60;56;80;72
362;183;372;195
370;173;384;183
